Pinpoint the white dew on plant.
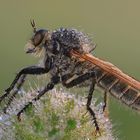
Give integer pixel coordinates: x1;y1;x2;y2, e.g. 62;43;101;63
0;85;117;140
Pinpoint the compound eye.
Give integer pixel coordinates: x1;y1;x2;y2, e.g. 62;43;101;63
32;33;43;46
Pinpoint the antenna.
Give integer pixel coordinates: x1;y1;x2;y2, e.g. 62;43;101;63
30;19;36;33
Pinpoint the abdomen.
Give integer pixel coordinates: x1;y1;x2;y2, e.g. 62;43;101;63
93;66;140;111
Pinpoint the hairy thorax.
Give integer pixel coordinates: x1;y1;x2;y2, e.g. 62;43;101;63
52;28;94;53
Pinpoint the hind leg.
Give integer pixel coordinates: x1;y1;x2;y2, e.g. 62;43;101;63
62;72;101;135
86;78;101;136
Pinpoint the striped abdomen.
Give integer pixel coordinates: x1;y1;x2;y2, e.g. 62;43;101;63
94;67;140;111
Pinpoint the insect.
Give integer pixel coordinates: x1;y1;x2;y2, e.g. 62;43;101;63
0;20;140;135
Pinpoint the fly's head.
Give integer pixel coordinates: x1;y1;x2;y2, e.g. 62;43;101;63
25;20;51;57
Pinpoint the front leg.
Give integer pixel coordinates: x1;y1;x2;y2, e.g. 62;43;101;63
0;66;50;103
6;66;49;92
3;74;26;113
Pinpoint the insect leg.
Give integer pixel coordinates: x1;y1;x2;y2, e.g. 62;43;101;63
3;75;26;113
62;71;95;88
103;91;107;112
87;78;101;136
0;66;50;103
5;66;50;93
62;72;101;135
17;75;60;121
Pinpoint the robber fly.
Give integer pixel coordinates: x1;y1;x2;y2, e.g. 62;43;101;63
0;20;140;135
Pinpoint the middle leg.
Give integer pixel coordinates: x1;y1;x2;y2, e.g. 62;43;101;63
17;75;60;121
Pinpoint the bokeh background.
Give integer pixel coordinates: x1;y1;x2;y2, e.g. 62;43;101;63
0;0;140;139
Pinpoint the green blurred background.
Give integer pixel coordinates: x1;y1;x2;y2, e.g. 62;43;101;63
0;0;140;139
